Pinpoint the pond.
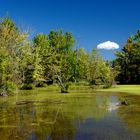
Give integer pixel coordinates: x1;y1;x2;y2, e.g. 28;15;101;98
0;88;140;140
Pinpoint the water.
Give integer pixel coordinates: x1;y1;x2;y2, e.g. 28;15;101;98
0;89;140;140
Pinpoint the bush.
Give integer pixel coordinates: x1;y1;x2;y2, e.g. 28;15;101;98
0;81;17;95
61;82;72;93
103;84;112;89
35;81;45;87
6;81;17;93
20;83;34;90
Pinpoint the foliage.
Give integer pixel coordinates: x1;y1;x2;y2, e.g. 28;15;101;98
115;30;140;84
0;17;29;94
0;16;117;94
87;49;111;86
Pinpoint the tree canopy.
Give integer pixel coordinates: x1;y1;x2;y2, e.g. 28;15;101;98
115;30;140;84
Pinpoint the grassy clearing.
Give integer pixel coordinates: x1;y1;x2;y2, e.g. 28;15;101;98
98;85;140;95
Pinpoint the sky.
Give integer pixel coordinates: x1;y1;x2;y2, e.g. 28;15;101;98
0;0;140;59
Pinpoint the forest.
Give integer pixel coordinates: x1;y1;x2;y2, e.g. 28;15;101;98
0;17;140;96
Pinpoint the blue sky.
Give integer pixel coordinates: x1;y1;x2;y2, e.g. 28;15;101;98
0;0;140;59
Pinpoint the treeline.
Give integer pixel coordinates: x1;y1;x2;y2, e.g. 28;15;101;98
0;17;139;95
0;17;114;95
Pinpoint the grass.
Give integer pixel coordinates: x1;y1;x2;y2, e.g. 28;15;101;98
97;85;140;95
1;85;93;104
1;85;140;105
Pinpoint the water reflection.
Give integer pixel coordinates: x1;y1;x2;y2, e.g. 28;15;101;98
0;93;140;140
118;95;140;134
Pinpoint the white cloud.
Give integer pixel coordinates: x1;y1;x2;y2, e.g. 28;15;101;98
97;41;119;50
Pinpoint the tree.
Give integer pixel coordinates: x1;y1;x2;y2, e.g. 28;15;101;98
115;30;140;84
32;33;49;87
19;43;35;90
48;30;75;92
0;17;29;94
87;49;111;87
76;48;89;82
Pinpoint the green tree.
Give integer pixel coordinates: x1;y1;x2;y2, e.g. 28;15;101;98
32;33;49;87
76;48;89;82
19;43;35;90
0;17;28;94
115;30;140;84
87;49;111;87
48;30;75;92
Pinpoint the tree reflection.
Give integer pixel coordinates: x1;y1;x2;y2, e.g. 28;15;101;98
0;103;76;140
0;93;134;140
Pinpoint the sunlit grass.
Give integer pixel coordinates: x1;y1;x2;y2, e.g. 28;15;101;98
98;85;140;95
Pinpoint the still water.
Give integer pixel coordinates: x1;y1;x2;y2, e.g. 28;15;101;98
0;89;140;140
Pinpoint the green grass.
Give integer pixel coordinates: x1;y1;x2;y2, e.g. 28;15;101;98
98;85;140;95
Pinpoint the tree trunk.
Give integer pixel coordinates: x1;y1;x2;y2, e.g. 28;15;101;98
53;65;68;93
